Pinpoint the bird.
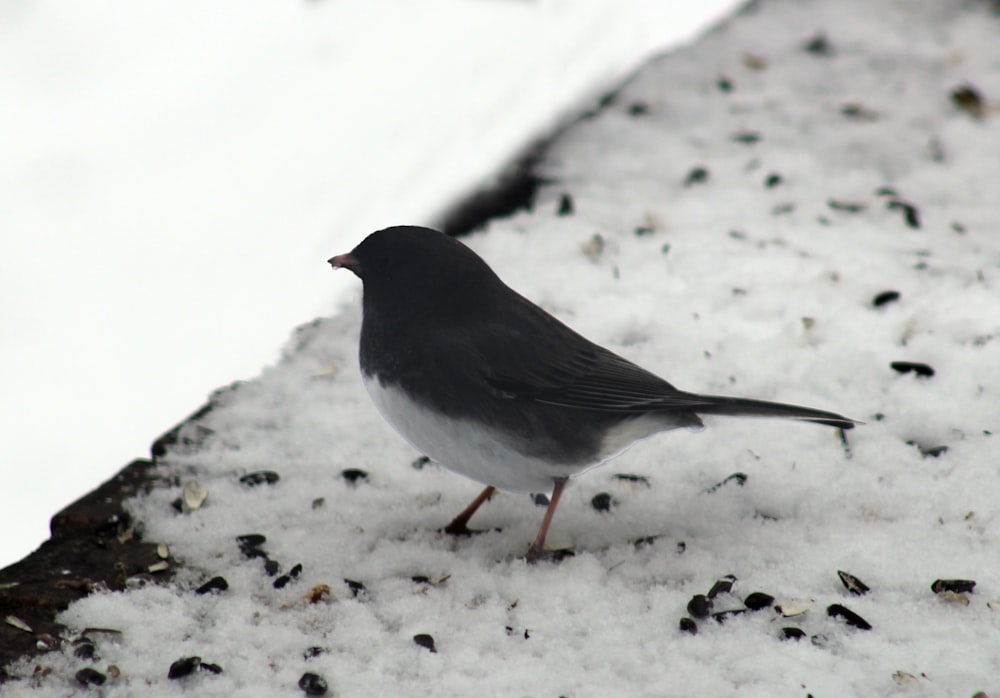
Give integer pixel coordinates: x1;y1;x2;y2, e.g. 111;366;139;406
329;225;856;562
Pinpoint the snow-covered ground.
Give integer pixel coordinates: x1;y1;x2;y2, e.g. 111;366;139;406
0;0;736;568
5;0;1000;694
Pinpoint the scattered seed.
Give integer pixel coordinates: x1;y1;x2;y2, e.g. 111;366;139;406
303;646;327;660
872;290;900;307
890;361;934;377
744;592;775;611
107;665;120;679
556;192;575;216
708;576;737;599
742;53;768;70
908;442;949;458
827;603;872;630
631;535;661;548
684;166;710;187
931;579;975;594
775;601;811;617
716;75;734;92
730;131;762;145
299;672;329;696
837;570;871;596
344;579;366;597
273;574;293;589
887;200;921;228
157;543;170;559
712;609;746;624
679;617;698;635
892;671;920;687
764;173;782;188
341;468;369;484
841;103;879;121
75;668;107;687
613;473;650;487
196;576;229;595
591;492;615;512
264;559;281;576
182;481;208;510
874;186;898;197
626;102;649;117
74;641;97;660
413;633;437;653
581;234;605;262
634;226;655;236
687;594;712;619
827;199;866;213
531;493;549;507
705;472;747;494
802;33;833;56
306;584;331;604
171;497;184;513
4;615;32;633
236;534;267;558
780;627;806;641
951;84;986;118
168;656;202;680
148;561;170;574
239;471;280;487
311;497;325;509
35;634;59;651
411;456;431;470
200;662;223;675
772;202;796;215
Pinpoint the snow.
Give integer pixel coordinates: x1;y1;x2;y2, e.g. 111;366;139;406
0;0;735;568
6;0;1000;694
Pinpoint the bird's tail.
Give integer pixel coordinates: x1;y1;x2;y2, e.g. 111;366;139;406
682;393;859;429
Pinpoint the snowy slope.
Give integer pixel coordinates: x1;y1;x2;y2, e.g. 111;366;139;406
5;0;1000;695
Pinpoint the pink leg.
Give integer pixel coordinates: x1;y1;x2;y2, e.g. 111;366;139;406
525;479;568;563
443;485;497;536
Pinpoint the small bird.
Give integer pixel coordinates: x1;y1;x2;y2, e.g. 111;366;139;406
329;226;856;562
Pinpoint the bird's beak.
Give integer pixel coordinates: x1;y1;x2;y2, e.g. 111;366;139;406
328;252;361;277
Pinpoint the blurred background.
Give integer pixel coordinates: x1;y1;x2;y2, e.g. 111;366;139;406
0;0;738;568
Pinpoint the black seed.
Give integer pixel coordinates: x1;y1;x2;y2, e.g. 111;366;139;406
196;576;229;595
890;361;934;377
716;75;734;92
687;594;712;619
613;473;650;486
712;609;746;624
236;533;267;555
764;173;782;188
827;199;866;213
874;186;898;197
931;579;975;594
341;468;369;484
951;84;985;118
634;226;655;237
200;662;223;675
730;131;762;145
344;579;366;597
168;656;202;679
75;668;106;686
273;574;292;589
298;672;328;696
239;471;280;487
531;493;549;507
803;33;833;56
556;193;575;216
679;617;698;635
263;558;281;576
413;633;437;653
626;102;650;117
811;633;830;647
591;492;615;512
631;535;661;548
411;575;430;584
887;200;921;228
837;570;871;596
826;604;872;630
872;290;901;307
290;563;303;578
910;443;949;458
684;166;709;187
411;456;431;470
74;641;97;660
707;576;737;599
705;472;748;494
744;592;775;610
780;627;806;641
303;646;327;660
171;497;184;513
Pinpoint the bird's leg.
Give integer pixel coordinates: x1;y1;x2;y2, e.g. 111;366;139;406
443;485;496;536
524;479;570;563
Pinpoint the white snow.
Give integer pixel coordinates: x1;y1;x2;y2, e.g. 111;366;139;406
6;0;1000;695
0;0;735;568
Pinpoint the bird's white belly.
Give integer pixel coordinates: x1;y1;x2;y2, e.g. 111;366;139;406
363;376;579;493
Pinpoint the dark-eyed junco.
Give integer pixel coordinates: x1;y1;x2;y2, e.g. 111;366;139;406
329;226;856;561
